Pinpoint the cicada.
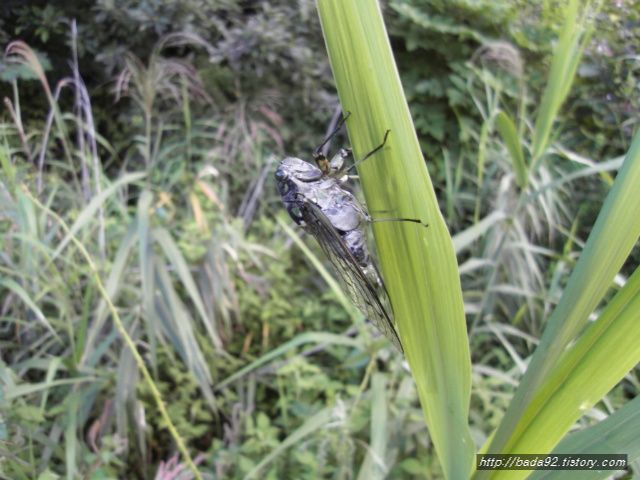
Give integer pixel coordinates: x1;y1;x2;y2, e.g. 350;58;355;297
275;113;419;352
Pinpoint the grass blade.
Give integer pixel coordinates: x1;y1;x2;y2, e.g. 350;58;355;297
528;395;640;480
530;0;598;164
316;1;474;478
495;111;527;188
49;171;147;262
357;372;389;480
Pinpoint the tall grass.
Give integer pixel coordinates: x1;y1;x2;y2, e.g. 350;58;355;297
3;27;402;477
0;31;278;478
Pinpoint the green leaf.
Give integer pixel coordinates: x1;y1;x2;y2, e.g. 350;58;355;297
528;395;640;480
154;227;223;350
495;111;527;188
0;278;60;343
530;0;599;165
6;377;98;400
65;392;79;480
316;1;474;479
215;331;363;392
49;171;147;262
357;373;389;480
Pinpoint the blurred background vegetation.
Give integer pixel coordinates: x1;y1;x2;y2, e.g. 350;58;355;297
0;0;638;478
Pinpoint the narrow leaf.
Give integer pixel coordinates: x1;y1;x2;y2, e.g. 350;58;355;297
316;1;474;478
495;111;527;188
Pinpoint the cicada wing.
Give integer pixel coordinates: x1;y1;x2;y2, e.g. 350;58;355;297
365;260;392;308
299;200;403;352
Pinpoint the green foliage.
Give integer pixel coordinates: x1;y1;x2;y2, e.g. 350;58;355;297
0;21;424;479
0;0;336;162
388;0;517;162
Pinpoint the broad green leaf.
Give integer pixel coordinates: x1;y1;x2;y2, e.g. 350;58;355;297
486;265;640;480
137;189;158;374
316;1;474;478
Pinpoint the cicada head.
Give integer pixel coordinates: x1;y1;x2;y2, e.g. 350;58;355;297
275;157;324;224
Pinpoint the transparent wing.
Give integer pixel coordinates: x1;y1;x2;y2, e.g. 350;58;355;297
299;200;403;352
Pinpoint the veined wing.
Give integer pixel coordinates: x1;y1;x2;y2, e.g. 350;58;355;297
299;200;403;352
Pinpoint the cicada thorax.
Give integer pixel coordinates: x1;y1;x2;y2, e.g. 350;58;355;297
303;180;372;261
274;112;407;352
276;155;382;277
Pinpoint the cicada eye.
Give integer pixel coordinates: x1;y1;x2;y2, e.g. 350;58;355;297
275;169;286;182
